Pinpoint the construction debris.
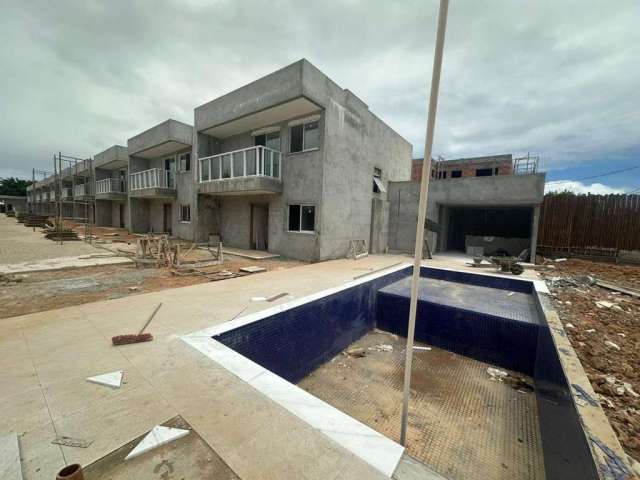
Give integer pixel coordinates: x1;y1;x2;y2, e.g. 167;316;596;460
596;279;640;299
368;344;393;352
86;370;124;389
134;234;180;267
239;266;266;273
344;347;367;358
266;292;289;302
604;340;621;351
125;425;190;461
52;436;93;448
540;258;640;459
347;240;368;260
17;212;49;227
596;300;615;309
487;367;509;380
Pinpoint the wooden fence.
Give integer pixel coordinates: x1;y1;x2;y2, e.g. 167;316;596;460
537;193;640;259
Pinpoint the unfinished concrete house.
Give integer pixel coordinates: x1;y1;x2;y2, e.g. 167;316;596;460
390;154;545;260
193;59;412;261
94;145;128;228
127;119;194;237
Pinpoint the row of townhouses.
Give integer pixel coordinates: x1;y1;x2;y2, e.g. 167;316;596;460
26;59;545;262
26;60;412;262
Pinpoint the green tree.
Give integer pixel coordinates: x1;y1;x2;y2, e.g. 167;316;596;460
0;177;32;196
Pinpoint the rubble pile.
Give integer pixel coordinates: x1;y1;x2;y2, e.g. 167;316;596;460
541;259;640;460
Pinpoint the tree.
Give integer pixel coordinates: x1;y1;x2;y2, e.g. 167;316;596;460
0;177;32;196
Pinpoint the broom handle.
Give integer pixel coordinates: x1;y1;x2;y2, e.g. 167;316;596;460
139;303;162;335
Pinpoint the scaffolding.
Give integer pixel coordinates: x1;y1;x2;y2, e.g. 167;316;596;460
52;152;95;245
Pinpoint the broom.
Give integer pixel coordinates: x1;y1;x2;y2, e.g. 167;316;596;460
112;303;162;346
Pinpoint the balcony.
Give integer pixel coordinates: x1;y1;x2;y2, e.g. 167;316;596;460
129;168;177;198
49;191;56;202
73;184;93;200
62;187;72;199
96;178;127;201
199;146;283;196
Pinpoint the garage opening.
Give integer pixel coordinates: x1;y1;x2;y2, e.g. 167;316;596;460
445;206;532;257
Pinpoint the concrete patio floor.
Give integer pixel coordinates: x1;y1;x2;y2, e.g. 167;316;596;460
0;253;541;479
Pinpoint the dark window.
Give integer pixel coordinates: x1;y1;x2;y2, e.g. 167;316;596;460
288;205;300;231
288;204;315;232
266;132;280;151
304;121;320;149
476;168;493;177
301;206;315;231
494;167;499;175
290;125;304;153
451;170;462;178
373;167;382;193
254;134;266;146
180;204;191;222
179;153;191;172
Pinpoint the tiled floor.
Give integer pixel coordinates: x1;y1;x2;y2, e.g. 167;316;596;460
299;331;545;480
1;254;411;480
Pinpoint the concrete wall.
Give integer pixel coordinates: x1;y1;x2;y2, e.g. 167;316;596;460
126;120;193;238
196;112;324;261
388;173;546;257
193;59;412;261
300;61;412;259
128;120;192;156
195;62;304;131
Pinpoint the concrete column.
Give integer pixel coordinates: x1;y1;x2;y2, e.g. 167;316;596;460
530;205;540;262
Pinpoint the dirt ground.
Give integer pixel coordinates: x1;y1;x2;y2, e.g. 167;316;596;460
539;259;640;461
0;255;303;319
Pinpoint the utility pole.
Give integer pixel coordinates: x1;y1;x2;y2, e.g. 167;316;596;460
400;0;450;446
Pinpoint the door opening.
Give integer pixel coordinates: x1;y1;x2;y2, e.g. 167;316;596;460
164;158;176;188
163;203;172;235
250;204;269;250
119;203;125;228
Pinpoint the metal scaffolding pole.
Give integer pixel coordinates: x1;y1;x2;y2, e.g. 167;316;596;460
399;0;450;446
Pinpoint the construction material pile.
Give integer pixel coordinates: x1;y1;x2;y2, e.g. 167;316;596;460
42;223;80;241
133;234;179;267
540;259;640;461
5;210;16;217
20;213;49;227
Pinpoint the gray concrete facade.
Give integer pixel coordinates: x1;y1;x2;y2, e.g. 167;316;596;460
94;145;128;228
127;119;194;238
25;60;418;262
388;172;546;260
194;59;412;261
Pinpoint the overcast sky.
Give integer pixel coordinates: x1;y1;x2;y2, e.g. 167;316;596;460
1;0;638;193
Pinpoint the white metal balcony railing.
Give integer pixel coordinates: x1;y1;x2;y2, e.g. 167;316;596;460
62;187;72;199
96;178;126;195
199;146;281;183
73;184;90;197
129;168;175;191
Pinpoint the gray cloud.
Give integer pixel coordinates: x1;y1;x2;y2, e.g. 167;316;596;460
1;0;638;182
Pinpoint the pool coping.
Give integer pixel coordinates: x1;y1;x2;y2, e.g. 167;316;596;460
182;262;634;480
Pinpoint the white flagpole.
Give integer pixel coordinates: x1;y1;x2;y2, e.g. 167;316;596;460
400;0;450;446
